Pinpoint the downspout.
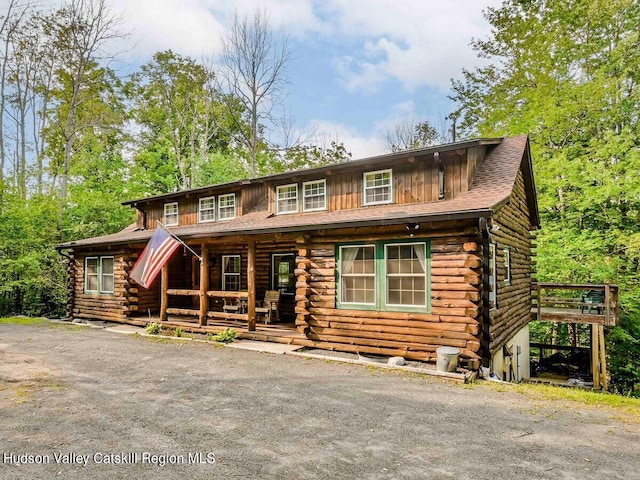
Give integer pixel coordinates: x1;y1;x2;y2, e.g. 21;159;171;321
479;216;492;368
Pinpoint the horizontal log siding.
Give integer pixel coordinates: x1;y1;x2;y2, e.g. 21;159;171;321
71;251;130;322
295;223;482;361
489;170;534;352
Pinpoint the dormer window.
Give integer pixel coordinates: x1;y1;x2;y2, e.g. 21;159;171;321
276;184;299;214
163;202;179;226
218;193;236;220
363;169;392;205
199;196;216;223
303;179;327;212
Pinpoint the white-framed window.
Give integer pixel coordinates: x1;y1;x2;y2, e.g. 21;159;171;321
164;202;179;226
198;196;216;223
385;243;427;308
218;193;236;220
84;256;114;294
489;243;497;309
338;245;376;306
363;169;393;205
337;240;430;312
222;255;241;291
276;184;299;214
504;246;512;286
302;179;327;212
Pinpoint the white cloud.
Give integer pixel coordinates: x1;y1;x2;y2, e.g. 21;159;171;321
306;119;387;159
323;0;503;93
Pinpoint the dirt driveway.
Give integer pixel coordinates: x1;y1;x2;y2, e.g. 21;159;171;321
0;322;638;480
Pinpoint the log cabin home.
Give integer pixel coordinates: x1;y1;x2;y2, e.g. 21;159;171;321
57;135;540;377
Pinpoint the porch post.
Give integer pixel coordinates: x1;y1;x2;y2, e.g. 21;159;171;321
591;324;600;389
199;243;209;326
160;263;169;322
247;239;256;331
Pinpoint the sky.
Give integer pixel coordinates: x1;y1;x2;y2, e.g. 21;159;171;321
37;0;502;159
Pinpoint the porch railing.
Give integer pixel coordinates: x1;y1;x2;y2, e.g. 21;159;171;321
531;282;619;326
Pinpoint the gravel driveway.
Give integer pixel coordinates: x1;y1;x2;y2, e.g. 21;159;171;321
0;322;638;480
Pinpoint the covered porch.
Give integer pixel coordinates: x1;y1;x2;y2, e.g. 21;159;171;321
128;234;302;334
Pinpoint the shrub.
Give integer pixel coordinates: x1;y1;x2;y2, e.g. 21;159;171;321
174;327;183;337
146;322;162;335
213;328;237;343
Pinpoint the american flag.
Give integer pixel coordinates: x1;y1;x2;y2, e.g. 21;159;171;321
130;225;181;289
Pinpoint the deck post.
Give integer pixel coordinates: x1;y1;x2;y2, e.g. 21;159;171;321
604;284;611;326
598;325;608;390
199;244;209;326
536;283;541;321
247;239;256;331
591;324;600;389
160;263;169;322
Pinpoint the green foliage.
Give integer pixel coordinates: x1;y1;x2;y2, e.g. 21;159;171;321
126;50;248;192
174;327;183;338
212;328;237;343
146;323;162;335
452;0;640;394
266;142;351;174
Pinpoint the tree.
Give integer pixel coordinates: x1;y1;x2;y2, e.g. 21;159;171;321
216;8;291;177
127;50;247;193
450;0;640;394
42;0;124;201
384;117;442;152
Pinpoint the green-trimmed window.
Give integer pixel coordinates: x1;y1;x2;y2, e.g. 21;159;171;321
84;256;114;294
337;240;430;312
338;245;376;306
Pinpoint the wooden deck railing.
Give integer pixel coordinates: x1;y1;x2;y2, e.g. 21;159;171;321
165;289;250;321
531;283;619;326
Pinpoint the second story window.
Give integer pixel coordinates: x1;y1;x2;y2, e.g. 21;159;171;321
164;202;179;226
199;196;216;223
363;169;393;205
303;179;327;211
218;193;236;220
276;184;298;214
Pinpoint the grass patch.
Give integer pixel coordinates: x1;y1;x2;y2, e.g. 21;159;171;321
0;317;49;326
478;381;640;420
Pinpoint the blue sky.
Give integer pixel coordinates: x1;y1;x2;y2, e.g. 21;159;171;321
45;0;502;158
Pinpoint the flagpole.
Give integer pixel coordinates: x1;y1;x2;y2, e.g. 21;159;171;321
157;221;203;262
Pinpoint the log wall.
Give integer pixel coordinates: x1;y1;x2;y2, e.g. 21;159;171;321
295;223;483;363
71;251;137;323
489;170;534;352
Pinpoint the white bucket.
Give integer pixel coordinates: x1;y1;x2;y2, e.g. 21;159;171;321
436;346;460;372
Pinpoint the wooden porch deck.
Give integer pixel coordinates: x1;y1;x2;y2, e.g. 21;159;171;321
150;315;310;346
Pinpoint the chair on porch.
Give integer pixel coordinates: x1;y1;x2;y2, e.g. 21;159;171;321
255;290;280;324
222;297;240;318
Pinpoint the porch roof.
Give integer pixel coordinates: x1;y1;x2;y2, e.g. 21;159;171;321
57;135;533;250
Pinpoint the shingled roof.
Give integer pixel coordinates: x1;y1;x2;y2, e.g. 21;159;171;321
57;136;537;250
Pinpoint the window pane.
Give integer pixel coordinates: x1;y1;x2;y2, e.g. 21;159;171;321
101;274;114;293
385;243;426;307
86;258;98;291
199;197;216;222
86;258;98;275
101;257;114;275
303;181;326;211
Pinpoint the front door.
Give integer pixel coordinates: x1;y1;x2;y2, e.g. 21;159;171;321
271;253;295;321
